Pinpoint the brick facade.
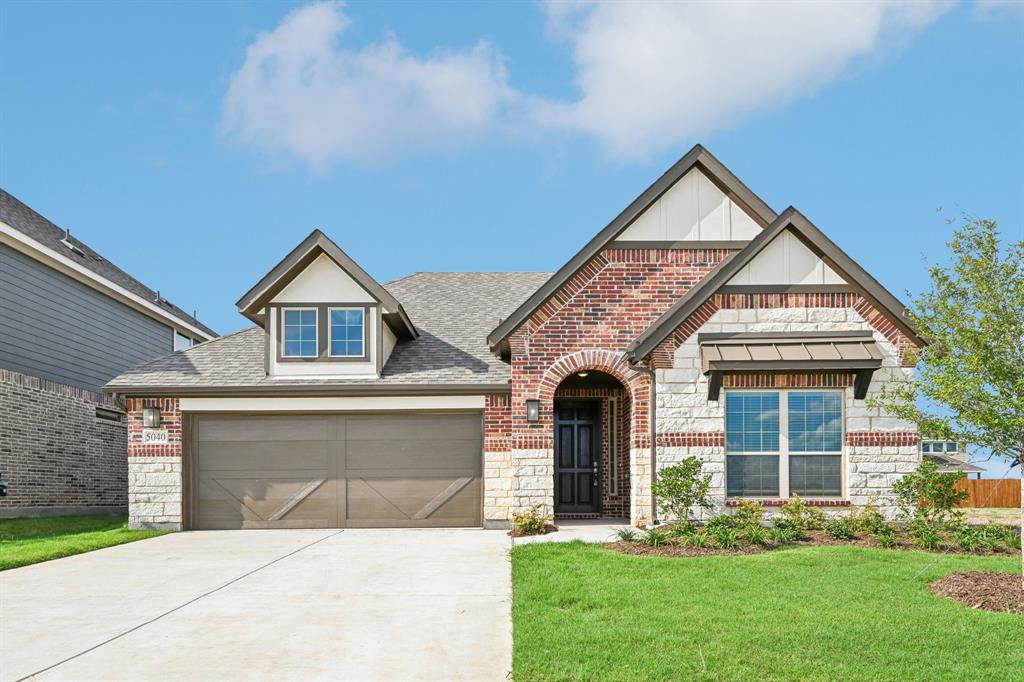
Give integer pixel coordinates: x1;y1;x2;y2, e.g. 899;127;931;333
0;368;127;517
125;397;183;529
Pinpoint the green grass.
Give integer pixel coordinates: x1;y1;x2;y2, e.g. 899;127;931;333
0;515;168;570
512;542;1023;681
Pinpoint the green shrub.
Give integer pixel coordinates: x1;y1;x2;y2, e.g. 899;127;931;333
954;526;981;552
705;514;738;532
892;461;968;527
850;503;889;535
652;457;713;522
666;520;696;538
709;525;739;550
978;525;1005;552
907;519;943;551
998;525;1022;550
825;517;858;541
682;530;713;549
732;499;765;527
780;495;826;530
615;528;638;542
771;517;805;542
511;505;549;535
770;525;799;545
874;527;899;549
743;525;771;546
643;528;670;548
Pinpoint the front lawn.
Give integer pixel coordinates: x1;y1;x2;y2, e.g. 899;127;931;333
512;542;1022;681
0;515;168;570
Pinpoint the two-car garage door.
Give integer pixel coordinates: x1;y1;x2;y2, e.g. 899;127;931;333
192;413;482;529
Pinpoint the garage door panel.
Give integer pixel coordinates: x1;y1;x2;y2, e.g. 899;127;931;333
198;442;333;471
193;413;481;529
346;439;481;470
196;415;335;442
345;414;481;440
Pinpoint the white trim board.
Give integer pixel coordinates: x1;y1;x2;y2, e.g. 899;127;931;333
179;395;488;412
0;221;214;340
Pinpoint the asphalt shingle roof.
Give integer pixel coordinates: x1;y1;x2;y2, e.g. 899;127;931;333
105;272;551;392
1;188;218;338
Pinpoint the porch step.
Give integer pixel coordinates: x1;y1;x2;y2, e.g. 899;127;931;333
555;513;602;520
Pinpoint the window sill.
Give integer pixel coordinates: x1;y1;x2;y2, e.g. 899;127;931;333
726;498;850;507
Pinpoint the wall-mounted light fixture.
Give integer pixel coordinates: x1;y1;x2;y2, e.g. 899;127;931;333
525;399;540;423
577;371;589;378
142;406;162;428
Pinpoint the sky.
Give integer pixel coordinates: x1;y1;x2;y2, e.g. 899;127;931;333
2;1;1022;471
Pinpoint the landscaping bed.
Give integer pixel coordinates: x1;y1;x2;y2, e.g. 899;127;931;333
0;515;168;570
929;571;1024;614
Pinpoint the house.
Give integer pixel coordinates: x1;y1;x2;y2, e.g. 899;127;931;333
920;440;984;479
0;189;217;517
105;145;923;530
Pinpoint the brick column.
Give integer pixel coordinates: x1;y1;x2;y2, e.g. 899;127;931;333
126;398;183;530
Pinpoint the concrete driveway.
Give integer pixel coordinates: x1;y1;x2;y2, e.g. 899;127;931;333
1;529;512;681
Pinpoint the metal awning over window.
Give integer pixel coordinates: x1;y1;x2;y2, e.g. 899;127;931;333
699;331;884;400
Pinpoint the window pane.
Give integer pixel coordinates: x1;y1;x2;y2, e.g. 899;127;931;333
283;309;317;357
790;455;842;496
788;391;842;452
330;309;364;357
946;442;958;453
725;392;779;452
726;455;780;497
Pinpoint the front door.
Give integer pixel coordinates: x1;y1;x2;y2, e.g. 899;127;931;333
554;402;600;513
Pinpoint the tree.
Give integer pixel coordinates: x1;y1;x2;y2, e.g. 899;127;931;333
652;457;713;523
869;215;1023;585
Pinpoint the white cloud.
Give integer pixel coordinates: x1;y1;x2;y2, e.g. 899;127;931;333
222;0;952;168
534;0;952;159
222;1;518;169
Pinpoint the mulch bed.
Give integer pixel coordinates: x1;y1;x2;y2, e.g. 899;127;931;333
509;523;559;538
928;571;1024;614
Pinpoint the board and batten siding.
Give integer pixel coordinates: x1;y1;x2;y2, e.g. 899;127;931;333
0;243;176;392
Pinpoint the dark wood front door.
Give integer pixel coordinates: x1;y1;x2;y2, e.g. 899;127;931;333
554;402;600;513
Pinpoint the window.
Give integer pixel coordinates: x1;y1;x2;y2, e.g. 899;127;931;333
329;308;365;357
282;308;318;357
174;331;193;351
725;390;843;498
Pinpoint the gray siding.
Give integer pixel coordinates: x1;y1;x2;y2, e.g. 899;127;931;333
0;243;175;392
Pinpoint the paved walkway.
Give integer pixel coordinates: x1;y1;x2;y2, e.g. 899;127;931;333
1;529;511;681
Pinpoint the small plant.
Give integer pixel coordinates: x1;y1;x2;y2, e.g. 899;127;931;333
825;517;858;541
770;525;799;545
978;525;1005;553
874;527;899;549
732;499;765;527
682;530;713;549
652;457;714;522
666;520;696;538
998;525;1022;550
780;495;826;531
954;526;981;552
615;528;638;542
742;525;771;546
892;461;968;527
643;528;670;548
709;525;739;550
511;504;549;536
850;500;889;535
705;514;738;532
907;519;943;551
771;517;805;542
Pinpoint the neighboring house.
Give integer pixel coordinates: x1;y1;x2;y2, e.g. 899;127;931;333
920;440;984;479
106;145;924;530
0;189;217;517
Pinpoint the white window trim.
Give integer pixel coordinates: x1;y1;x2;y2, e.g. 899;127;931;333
724;388;846;499
282;307;319;358
327;306;367;358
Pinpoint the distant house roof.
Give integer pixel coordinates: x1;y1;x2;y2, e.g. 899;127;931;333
924;452;986;474
0;188;217;339
106;271;550;395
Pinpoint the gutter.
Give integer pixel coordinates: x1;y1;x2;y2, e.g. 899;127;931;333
628;359;658;527
103;382;513;398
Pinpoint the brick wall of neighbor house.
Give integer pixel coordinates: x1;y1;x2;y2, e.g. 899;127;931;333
125;397;183;530
0;368;127;517
655;299;919;520
508;248;732;525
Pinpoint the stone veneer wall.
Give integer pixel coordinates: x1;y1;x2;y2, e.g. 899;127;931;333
126;397;183;530
656;304;919;519
0;368;127;517
483;394;513;528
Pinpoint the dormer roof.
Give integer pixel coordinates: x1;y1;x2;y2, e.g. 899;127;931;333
236;229;417;340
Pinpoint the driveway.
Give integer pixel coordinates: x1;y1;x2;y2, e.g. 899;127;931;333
1;529;511;681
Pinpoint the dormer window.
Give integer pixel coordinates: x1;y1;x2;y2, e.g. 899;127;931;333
329;308;366;358
282;308;318;358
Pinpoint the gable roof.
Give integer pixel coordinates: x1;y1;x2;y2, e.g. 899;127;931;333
626;207;924;361
107;272;550;395
236;229;417;339
1;188;218;340
486;145;777;354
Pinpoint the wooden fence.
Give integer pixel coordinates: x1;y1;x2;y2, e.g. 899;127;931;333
955;479;1021;508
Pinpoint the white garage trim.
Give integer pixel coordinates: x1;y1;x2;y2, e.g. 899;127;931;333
179;395;487;412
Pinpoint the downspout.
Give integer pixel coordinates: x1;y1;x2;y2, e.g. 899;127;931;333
628;359;658;527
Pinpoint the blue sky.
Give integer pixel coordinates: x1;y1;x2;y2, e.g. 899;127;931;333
2;2;1022;471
